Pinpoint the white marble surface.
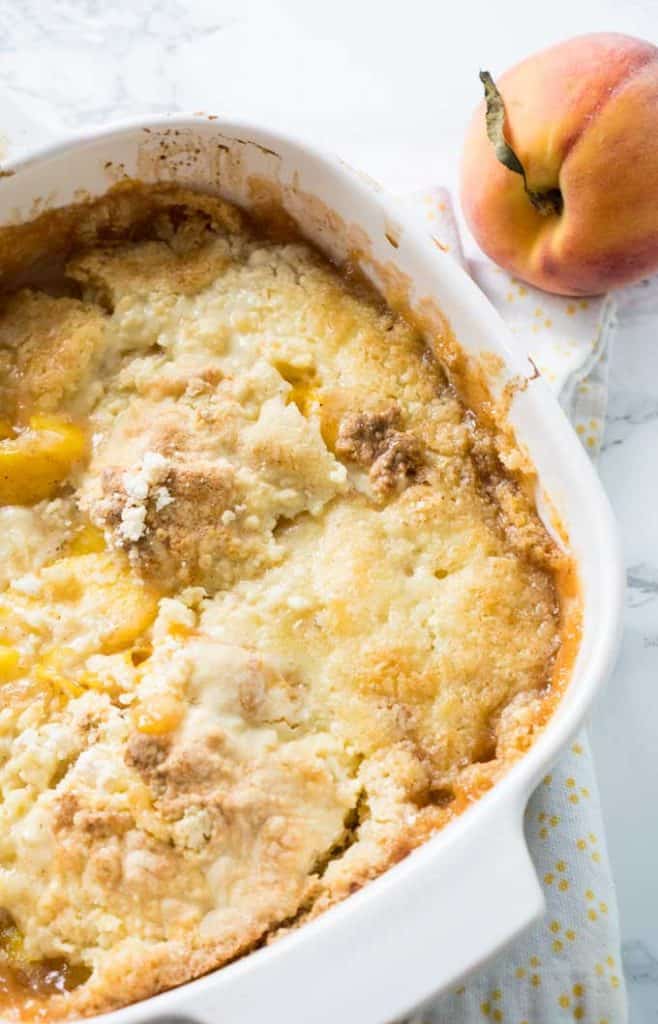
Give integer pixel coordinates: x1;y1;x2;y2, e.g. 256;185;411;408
0;1;656;1019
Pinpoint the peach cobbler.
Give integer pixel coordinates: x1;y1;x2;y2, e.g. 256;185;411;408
0;186;574;1019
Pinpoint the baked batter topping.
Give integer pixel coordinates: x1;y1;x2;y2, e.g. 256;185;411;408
0;187;572;1019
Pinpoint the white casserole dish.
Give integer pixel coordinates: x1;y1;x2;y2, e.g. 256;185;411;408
0;111;624;1024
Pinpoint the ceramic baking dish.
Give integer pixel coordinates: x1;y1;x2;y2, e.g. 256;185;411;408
0;111;624;1024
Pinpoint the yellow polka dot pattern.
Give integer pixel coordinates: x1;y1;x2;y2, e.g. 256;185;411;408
404;190;625;1024
405;731;626;1023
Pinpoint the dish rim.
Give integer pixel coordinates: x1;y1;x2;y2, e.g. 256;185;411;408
0;112;625;1024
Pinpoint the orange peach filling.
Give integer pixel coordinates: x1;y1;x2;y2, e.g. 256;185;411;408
0;415;87;506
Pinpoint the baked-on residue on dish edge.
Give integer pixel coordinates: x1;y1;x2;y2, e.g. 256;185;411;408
0;185;575;1019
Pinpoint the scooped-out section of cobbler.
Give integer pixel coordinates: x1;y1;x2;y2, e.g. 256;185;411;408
0;186;570;1019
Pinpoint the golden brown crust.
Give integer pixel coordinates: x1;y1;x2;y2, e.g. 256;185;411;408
0;290;106;420
335;406;425;495
0;183;579;1021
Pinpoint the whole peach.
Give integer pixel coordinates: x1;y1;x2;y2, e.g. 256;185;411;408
460;33;658;295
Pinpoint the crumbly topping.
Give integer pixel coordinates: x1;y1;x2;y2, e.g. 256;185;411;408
117;451;172;543
336;406;425;494
153;486;173;512
10;573;42;596
0;186;568;1021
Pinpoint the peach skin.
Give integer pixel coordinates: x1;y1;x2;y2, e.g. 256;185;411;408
460;33;658;295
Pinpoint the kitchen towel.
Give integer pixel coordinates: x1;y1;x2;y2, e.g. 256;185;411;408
402;188;627;1024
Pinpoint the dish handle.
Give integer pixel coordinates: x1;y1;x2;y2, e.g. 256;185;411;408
142;795;543;1024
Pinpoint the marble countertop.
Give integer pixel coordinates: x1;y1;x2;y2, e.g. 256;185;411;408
0;0;656;1019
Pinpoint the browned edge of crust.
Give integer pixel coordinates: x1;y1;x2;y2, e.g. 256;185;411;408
0;178;582;1021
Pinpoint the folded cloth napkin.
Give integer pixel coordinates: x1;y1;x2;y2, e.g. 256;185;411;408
401;188;627;1024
